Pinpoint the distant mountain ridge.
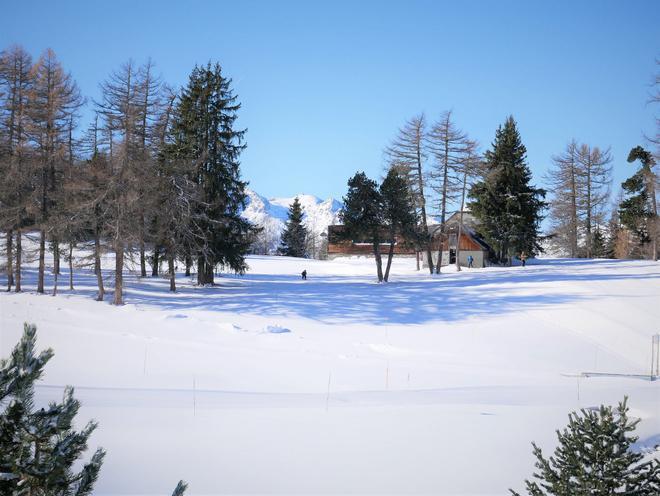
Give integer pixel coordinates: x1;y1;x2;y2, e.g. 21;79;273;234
242;189;342;256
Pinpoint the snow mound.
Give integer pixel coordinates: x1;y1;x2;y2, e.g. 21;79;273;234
264;324;292;334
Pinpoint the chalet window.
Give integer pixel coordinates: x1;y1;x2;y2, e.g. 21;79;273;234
449;233;458;248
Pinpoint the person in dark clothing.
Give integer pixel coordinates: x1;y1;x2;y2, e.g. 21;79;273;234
467;255;474;268
520;252;527;267
301;270;307;280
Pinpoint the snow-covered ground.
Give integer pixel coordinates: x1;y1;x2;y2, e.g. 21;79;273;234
1;250;660;495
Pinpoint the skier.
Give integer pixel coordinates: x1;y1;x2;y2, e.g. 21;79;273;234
467;255;474;268
520;252;527;267
301;270;307;280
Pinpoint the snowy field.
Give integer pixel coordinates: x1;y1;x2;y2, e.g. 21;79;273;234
1;247;660;495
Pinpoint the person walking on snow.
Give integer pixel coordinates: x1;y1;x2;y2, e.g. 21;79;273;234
520;252;527;267
467;255;474;268
301;270;307;280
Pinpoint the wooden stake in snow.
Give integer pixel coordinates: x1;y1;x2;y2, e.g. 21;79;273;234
193;376;197;416
385;361;390;390
651;334;660;378
143;345;148;375
325;371;332;412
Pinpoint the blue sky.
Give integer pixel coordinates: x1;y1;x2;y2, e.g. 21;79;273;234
3;0;659;205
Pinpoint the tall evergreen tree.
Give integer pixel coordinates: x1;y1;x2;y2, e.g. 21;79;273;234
591;226;606;258
468;116;546;264
619;146;658;261
340;172;385;281
380;168;418;282
170;62;254;285
511;398;660;495
279;196;307;257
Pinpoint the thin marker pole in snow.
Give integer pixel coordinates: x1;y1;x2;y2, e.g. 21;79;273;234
143;345;148;375
325;372;332;412
385;361;389;390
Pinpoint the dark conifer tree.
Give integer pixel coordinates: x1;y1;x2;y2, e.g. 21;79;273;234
619;146;658;260
0;323;105;494
591;226;606;258
170;62;255;284
468;116;546;264
0;323;188;494
511;398;660;495
340;172;384;281
279;197;307;257
380;168;418;281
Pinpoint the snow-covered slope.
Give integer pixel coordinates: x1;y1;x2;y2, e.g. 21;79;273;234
2;255;660;494
242;189;342;255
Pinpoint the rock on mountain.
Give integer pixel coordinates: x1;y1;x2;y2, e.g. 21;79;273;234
242;189;342;256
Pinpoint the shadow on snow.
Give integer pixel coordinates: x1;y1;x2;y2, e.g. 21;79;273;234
3;257;658;326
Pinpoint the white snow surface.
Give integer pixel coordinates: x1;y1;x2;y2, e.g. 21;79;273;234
1;249;660;495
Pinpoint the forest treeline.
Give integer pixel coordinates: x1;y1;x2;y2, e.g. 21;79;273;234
0;45;256;304
0;45;658;301
337;66;658;277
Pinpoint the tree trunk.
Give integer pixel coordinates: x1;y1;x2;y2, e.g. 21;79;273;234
6;230;13;291
139;239;147;277
15;230;21;292
456;171;468;272
152;246;160;276
569;159;578;258
416;151;434;274
197;257;214;285
168;253;176;292
113;240;124;305
383;241;395;282
68;241;74;290
586;161;592;258
52;266;58;296
435;230;444;274
645;168;658;261
185;255;191;277
53;240;60;275
94;233;104;301
372;242;383;282
37;229;46;293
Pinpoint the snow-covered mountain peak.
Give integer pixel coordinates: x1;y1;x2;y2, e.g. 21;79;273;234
242;189;343;256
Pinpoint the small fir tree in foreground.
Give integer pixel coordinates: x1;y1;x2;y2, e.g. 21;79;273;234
279;197;308;257
0;323;105;494
510;397;660;496
0;324;188;495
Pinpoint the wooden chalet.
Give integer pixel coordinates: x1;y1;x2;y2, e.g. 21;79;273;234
423;212;492;268
326;225;417;259
326;212;492;268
